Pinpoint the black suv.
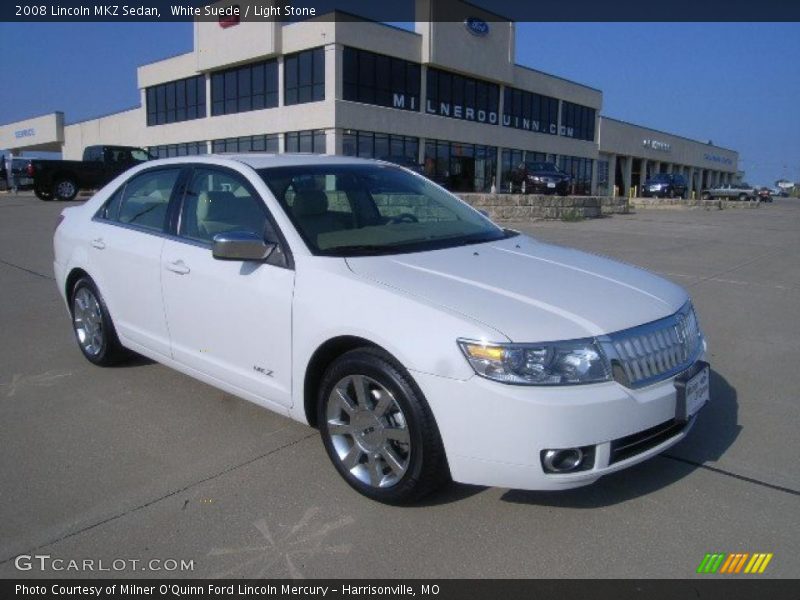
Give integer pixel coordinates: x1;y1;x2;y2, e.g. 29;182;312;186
510;161;571;195
642;173;688;199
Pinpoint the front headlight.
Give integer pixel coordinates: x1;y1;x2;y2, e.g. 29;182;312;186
457;338;611;385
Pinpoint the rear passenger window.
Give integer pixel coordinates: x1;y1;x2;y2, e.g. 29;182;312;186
117;169;181;232
179;168;272;243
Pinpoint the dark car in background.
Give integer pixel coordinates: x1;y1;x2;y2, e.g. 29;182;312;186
757;187;773;202
510;161;571;195
1;157;35;191
642;173;688;199
29;145;151;201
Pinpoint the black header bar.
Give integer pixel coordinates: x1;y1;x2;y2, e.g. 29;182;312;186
3;0;800;22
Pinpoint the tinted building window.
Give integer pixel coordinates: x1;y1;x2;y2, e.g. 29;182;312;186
211;134;279;154
501;87;559;136
559;155;594;195
341;130;419;163
148;141;208;158
425;68;499;125
342;47;421;112
285;130;326;154
284;47;325;105
560;102;596;141
146;76;206;126
423;139;497;192
210;59;278;116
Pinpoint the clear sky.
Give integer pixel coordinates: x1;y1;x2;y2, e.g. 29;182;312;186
1;21;798;185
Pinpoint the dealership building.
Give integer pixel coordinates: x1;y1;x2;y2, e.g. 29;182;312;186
0;0;740;197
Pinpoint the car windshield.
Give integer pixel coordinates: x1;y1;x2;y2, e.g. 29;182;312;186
649;174;671;182
259;163;511;256
525;161;560;173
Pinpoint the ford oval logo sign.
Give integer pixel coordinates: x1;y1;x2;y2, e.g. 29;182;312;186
464;17;489;37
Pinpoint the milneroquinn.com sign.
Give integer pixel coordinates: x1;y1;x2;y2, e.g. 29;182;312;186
425;100;499;124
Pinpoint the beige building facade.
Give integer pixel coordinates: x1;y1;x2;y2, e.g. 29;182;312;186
0;0;739;196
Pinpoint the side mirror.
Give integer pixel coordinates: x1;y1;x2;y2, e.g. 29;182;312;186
212;231;276;262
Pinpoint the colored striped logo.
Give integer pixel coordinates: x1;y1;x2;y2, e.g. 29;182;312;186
696;553;773;574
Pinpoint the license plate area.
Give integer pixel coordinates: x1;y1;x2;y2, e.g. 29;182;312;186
675;361;710;423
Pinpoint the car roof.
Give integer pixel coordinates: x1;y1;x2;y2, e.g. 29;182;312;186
214;153;383;169
136;153;407;175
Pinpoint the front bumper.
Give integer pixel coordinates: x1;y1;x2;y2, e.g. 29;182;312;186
412;359;707;491
526;179;569;195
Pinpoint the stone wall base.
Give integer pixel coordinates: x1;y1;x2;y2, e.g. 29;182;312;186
457;194;630;221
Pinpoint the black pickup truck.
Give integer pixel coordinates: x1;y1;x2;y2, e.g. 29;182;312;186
29;145;152;201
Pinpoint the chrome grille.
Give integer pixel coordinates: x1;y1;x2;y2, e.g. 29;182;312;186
604;304;703;388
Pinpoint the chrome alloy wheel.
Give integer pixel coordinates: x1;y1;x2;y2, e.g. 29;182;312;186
326;374;411;488
57;180;77;199
73;287;104;357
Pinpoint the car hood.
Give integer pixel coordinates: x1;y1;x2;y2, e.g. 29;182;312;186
345;234;688;342
531;172;568;180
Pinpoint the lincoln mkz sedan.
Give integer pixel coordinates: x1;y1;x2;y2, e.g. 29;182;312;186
54;154;710;504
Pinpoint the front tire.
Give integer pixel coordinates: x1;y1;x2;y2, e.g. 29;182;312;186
70;277;127;366
54;177;79;201
34;186;54;201
318;348;449;504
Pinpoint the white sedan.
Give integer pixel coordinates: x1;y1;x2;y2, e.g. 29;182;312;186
53;154;709;504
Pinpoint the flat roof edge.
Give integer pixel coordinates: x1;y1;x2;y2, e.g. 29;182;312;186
601;116;737;154
65;105;141;126
513;64;602;94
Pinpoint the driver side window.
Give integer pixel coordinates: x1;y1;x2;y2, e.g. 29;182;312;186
179;168;272;244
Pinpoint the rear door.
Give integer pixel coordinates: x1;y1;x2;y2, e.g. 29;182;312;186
85;166;184;358
160;165;295;408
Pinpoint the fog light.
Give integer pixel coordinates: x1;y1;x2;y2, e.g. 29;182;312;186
541;446;594;473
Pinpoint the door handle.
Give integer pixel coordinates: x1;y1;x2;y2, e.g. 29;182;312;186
90;238;105;250
165;260;190;275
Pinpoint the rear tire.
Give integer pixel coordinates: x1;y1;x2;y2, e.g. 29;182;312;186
318;348;449;504
54;177;79;201
70;277;128;366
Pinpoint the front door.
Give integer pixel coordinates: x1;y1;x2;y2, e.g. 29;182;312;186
160;166;294;408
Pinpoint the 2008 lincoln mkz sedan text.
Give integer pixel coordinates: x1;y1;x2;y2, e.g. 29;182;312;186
53;154;710;504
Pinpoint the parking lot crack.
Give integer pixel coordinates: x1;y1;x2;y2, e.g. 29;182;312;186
686;249;784;289
0;431;318;566
0;258;54;280
661;454;800;497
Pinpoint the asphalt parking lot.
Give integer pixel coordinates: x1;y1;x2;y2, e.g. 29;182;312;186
0;193;798;579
